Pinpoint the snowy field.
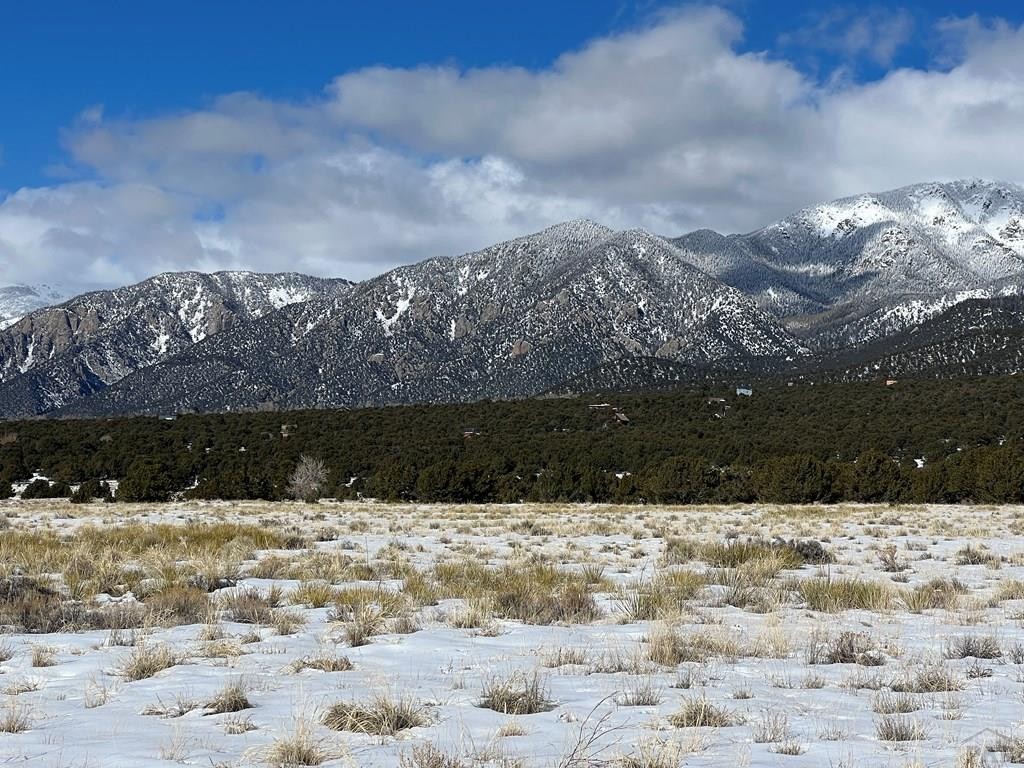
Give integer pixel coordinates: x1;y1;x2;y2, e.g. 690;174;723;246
1;501;1023;768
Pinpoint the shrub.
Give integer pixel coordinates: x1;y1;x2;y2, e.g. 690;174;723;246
20;478;72;500
287;455;329;503
70;479;112;504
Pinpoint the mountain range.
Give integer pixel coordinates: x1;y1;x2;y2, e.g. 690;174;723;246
1;179;1022;419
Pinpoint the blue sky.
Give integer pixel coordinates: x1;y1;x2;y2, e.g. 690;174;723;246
2;1;1024;287
3;0;1019;191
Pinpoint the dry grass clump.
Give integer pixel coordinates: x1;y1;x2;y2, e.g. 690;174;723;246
266;719;328;766
141;693;199;718
903;578;967;612
800;577;894;612
340;604;385;647
271;608;306;636
614;677;663;706
290;652;354;673
205;679;252;714
448;598;497;631
890;663;965;693
431;560;603;620
751;712;790;743
145;585;211;626
807;631;885;666
0;574;96;633
0;699;31;733
956;544;1000;567
492;580;602;625
402;571;441;607
872;692;920;714
289;581;338;608
701;538;831;569
944;635;1002;660
220;587;280;625
876;544;908;573
119;644;181;681
478;671;554;715
988;733;1024;763
399;744;467;768
323;695;428;735
30;645;56;667
615;738;689;768
996;580;1024;601
542;647;589;668
662;537;700;565
875;715;928;741
646;624;738;666
616;572;704;622
3;678;43;695
668;696;737;728
4;524;303;597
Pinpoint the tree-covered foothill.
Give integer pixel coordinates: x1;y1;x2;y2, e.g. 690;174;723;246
1;377;1023;504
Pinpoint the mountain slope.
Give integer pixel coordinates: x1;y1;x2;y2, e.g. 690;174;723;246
55;223;805;416
0;271;350;417
673;179;1024;347
0;284;68;328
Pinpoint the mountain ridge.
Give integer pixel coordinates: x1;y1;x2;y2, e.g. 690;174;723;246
2;178;1023;418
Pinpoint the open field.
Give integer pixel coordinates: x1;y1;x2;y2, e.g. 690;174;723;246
1;500;1024;767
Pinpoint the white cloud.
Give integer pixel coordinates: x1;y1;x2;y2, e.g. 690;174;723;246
0;7;1023;290
780;8;915;67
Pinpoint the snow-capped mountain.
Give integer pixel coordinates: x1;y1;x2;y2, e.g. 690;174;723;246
52;222;805;417
673;179;1024;348
0;271;351;417
1;179;1022;419
0;284;68;328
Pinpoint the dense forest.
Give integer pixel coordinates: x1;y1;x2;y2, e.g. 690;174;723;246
1;377;1023;505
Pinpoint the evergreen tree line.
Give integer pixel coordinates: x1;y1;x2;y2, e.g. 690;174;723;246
1;377;1022;504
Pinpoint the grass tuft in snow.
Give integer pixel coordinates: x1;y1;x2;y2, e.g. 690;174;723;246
478;671;555;715
322;695;428;735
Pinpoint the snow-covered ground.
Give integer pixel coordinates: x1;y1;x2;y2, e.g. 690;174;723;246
1;501;1023;767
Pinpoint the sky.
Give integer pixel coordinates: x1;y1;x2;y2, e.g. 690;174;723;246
2;0;1024;289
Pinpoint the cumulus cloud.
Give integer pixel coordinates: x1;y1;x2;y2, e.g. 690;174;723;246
1;6;1023;290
